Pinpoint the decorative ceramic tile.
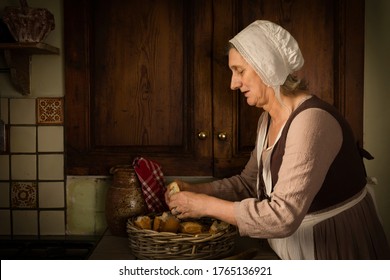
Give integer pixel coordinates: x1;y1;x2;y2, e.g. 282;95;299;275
11;181;37;209
36;98;64;125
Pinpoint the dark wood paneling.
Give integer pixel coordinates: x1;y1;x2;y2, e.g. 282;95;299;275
64;0;213;175
64;0;364;177
92;0;184;147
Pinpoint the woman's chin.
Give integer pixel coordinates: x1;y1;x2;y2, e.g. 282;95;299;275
246;99;257;107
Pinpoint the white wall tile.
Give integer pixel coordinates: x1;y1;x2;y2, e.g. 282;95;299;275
38;126;64;152
10;99;36;125
39;182;64;208
40;211;65;235
11;155;37;180
38;154;64;180
0;182;10;207
13;210;38;235
0;98;8;123
10;126;36;153
0;155;9;180
0;210;11;235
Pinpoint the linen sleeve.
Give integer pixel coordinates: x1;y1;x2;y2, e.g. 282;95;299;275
205;147;259;201
195;113;267;201
234;108;343;238
204;117;266;201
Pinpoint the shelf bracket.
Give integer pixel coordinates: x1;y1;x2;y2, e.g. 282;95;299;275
4;49;31;95
0;43;60;95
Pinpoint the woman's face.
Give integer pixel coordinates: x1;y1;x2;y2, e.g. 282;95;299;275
228;48;271;108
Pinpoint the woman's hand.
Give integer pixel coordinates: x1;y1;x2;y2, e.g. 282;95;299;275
167;191;210;219
164;180;190;205
164;180;237;225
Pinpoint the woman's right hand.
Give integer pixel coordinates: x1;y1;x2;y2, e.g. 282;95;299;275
164;179;190;204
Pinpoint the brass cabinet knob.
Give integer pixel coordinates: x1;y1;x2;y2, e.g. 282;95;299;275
217;132;227;141
197;131;208;140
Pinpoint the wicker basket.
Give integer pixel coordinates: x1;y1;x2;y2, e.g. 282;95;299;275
126;218;237;260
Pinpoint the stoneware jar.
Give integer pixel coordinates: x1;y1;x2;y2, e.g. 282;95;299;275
3;0;55;43
105;165;146;236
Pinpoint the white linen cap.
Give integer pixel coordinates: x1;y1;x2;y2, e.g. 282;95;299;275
229;20;304;87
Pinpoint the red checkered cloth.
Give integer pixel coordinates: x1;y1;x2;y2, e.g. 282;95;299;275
132;157;168;213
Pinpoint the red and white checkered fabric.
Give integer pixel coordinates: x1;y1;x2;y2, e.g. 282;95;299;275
132;157;168;213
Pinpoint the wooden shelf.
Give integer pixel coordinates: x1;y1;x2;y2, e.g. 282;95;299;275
0;42;60;54
0;42;60;95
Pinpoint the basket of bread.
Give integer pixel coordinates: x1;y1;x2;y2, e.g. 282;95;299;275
126;182;237;259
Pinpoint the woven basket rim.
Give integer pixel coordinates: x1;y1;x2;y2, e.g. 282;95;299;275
126;217;237;259
127;221;234;241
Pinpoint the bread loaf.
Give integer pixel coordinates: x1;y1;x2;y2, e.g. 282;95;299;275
179;221;204;234
134;212;230;236
167;181;180;197
134;215;152;230
152;215;163;231
154;211;180;233
209;220;229;234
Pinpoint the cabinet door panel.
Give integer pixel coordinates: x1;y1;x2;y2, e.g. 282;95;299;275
93;0;184;147
65;0;213;175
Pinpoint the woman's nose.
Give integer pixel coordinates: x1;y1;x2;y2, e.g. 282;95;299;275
230;75;241;90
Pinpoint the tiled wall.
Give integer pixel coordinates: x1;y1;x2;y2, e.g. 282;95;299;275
0;95;160;237
0;95;215;237
0;0;109;237
0;97;67;235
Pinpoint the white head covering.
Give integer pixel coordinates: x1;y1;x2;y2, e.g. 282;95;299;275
229;20;304;105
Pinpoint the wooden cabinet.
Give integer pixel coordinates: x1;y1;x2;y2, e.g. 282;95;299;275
64;0;364;177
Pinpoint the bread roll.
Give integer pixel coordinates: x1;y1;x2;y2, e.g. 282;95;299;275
209;220;229;234
134;215;152;230
161;212;181;233
153;215;163;231
179;221;204;234
167;181;180;197
154;211;180;233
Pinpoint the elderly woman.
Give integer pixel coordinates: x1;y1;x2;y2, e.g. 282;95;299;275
165;20;390;259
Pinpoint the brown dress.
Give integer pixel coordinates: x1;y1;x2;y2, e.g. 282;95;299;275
200;95;390;259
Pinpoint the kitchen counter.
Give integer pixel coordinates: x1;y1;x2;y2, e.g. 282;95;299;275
89;228;279;260
0;235;99;260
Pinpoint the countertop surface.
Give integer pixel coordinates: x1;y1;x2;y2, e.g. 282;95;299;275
89;228;279;260
0;235;100;259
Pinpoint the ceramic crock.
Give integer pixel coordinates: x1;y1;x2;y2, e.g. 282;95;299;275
105;165;146;236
